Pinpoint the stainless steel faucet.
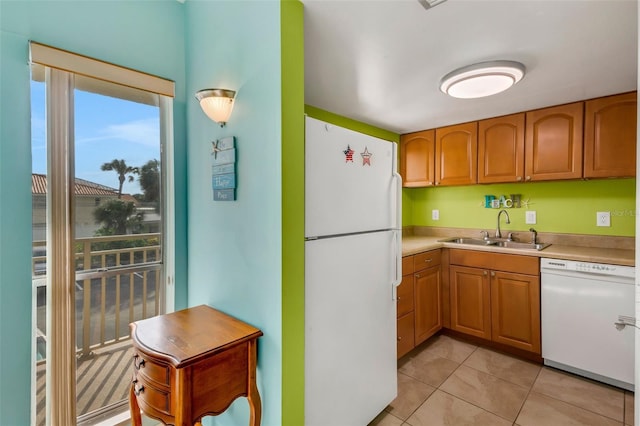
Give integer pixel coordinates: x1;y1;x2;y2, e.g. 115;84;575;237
495;209;511;238
529;227;538;244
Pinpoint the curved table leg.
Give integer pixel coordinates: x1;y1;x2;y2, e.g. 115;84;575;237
247;340;262;426
129;383;142;426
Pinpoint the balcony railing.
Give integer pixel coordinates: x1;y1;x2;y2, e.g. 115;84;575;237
33;232;162;357
32;233;163;424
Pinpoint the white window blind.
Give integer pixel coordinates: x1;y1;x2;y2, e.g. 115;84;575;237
29;41;174;98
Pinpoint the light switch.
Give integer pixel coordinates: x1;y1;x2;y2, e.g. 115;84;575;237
597;211;611;227
525;210;536;224
432;209;440;220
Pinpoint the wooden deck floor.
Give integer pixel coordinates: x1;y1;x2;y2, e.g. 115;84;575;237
36;340;134;426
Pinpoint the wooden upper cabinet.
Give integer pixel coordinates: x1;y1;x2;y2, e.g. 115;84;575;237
478;113;525;183
525;102;584;181
435;122;478;186
400;129;435;187
584;92;637;178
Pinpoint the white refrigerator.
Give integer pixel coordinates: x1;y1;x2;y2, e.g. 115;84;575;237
305;116;402;425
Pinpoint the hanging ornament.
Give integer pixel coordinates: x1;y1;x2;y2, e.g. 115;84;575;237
361;147;372;166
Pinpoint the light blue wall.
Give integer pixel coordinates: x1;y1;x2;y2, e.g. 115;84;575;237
0;1;188;423
184;2;283;425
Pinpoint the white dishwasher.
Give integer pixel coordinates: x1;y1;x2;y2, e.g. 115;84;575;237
541;258;635;391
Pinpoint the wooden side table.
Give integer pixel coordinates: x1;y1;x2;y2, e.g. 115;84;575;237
129;305;263;426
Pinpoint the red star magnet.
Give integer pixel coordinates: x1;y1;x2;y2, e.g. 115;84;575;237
343;145;354;162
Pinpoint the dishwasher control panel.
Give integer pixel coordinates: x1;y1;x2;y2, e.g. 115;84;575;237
541;258;635;279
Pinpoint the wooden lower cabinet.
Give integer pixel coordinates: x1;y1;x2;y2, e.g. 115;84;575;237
414;264;442;345
449;265;491;340
397;250;442;358
448;249;541;355
397;312;415;358
491;271;541;353
397;257;415;358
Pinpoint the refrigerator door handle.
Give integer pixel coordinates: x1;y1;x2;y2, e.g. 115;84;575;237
391;229;402;289
391;143;403;230
391;143;402;291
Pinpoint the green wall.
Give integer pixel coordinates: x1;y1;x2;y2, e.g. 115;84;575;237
0;1;188;423
281;2;305;425
305;105;400;142
405;178;636;236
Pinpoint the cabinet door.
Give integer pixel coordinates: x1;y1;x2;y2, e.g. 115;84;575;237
435;122;478;186
478;113;525;183
584;92;637;178
400;130;435;187
525;102;583;181
449;265;491;340
490;271;541;354
397;273;414;318
397;312;415;359
414;265;442;345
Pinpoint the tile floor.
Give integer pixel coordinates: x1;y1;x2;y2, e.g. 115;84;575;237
370;335;635;426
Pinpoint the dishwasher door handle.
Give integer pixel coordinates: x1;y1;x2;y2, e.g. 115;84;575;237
615;315;637;330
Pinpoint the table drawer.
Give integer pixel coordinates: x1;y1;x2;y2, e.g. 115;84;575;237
133;374;173;416
133;352;171;388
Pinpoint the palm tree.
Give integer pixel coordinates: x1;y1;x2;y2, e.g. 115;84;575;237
100;159;138;199
138;159;160;203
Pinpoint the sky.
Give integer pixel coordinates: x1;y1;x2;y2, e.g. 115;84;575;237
31;80;160;195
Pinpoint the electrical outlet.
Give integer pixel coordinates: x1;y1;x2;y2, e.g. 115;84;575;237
525;210;536;224
597;211;611;227
432;209;440;220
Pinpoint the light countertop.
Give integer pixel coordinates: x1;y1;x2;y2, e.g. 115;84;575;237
402;235;635;266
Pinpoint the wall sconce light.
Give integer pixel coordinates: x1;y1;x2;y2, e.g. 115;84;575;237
195;89;236;127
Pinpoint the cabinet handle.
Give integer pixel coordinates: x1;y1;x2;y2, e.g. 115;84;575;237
526;175;531;181
132;379;145;396
517;176;522;181
415;274;422;278
491;271;495;277
134;355;145;370
424;258;432;263
483;271;488;276
397;336;402;341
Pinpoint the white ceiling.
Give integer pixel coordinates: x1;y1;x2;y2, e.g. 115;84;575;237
303;0;638;135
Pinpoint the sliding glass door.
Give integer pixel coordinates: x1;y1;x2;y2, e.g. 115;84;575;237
30;44;174;425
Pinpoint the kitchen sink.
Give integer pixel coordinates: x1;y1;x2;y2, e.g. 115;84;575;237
439;237;496;246
439;237;550;251
493;240;551;250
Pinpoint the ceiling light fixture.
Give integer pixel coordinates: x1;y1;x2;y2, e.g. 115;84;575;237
440;60;526;99
195;89;236;127
417;0;447;10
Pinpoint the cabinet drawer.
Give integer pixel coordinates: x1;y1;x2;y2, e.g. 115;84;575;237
133;352;171;388
397;274;414;317
402;256;415;275
449;249;538;275
397;312;415;359
414;250;441;271
133;374;173;416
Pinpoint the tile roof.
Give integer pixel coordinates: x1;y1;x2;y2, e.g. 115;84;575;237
32;173;136;201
